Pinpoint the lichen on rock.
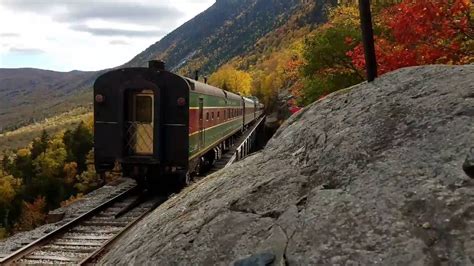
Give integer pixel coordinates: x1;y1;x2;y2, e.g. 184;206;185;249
100;65;474;265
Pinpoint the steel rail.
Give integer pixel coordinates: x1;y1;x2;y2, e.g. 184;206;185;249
79;196;166;265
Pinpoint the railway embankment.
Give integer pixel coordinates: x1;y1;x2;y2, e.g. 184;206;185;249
101;65;474;265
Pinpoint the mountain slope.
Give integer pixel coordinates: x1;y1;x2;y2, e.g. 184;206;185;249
126;0;332;75
0;68;99;131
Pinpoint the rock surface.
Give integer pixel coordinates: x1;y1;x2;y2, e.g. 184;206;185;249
101;65;474;265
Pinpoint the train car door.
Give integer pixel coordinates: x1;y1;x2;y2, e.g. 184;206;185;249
127;91;154;155
198;98;205;149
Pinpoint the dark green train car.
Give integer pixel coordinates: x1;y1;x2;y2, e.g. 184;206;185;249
94;61;263;188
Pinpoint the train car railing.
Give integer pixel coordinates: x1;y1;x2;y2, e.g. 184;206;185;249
225;116;265;167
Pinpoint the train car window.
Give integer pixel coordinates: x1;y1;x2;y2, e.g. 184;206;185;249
224;110;226;119
206;112;209;121
212;112;214;120
135;95;153;123
217;111;220;119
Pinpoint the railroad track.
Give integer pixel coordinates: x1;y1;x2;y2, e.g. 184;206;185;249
0;185;165;265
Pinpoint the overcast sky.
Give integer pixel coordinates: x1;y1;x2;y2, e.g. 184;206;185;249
0;0;215;71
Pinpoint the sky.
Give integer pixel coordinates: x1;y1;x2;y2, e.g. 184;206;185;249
0;0;215;72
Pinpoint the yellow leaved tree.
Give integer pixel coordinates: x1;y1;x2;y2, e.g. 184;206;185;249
209;65;253;96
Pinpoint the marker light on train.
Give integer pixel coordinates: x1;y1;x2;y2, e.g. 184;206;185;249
177;97;186;106
95;94;105;103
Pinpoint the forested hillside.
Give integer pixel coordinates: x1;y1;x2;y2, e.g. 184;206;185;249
208;0;472;110
0;119;103;239
0;69;98;132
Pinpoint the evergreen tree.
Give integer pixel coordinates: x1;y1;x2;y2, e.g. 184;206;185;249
63;122;93;173
31;130;49;160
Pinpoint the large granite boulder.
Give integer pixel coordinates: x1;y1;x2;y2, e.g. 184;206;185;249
101;65;474;265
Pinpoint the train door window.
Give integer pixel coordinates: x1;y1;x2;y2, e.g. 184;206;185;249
127;92;154;156
135;96;153;123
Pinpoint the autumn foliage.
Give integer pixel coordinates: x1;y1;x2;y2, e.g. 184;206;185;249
299;0;473;104
209;65;253;96
0;120;98;238
348;0;473;75
15;196;47;231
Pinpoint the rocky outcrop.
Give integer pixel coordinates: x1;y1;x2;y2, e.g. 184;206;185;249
100;65;474;265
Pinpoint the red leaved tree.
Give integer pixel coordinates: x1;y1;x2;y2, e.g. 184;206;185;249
348;0;473;75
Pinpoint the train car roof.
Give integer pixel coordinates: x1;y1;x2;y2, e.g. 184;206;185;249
184;77;242;101
243;96;255;102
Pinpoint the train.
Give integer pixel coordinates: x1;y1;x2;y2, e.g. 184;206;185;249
93;60;264;188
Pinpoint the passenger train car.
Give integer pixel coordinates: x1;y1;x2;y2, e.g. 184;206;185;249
94;60;264;187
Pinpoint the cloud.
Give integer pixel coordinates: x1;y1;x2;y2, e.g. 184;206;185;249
70;24;166;37
0;33;20;37
1;0;184;26
109;40;130;45
9;47;45;54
